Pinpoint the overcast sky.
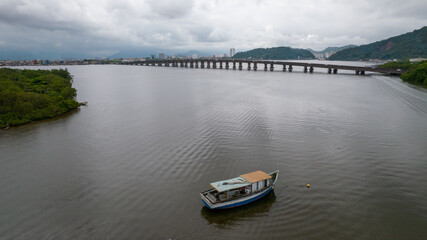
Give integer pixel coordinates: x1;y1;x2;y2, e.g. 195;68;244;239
0;0;426;59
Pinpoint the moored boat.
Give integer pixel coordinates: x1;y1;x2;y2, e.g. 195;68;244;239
200;170;279;210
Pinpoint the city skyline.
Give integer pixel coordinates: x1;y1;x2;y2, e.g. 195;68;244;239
0;0;426;60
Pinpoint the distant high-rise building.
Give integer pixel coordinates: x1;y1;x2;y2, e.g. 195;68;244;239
159;53;165;59
230;48;235;57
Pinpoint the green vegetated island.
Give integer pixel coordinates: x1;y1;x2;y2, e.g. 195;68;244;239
232;46;315;60
0;68;80;128
329;26;427;61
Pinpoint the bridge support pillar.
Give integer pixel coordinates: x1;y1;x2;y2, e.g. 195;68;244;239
195;61;199;68
233;61;236;70
355;70;360;75
309;66;314;73
247;62;251;70
158;62;162;66
304;66;308;73
333;69;337;74
361;71;365;75
207;61;211;69
213;61;217;69
264;63;268;71
282;64;286;71
200;61;205;68
219;61;223;69
253;63;257;71
270;63;274;71
165;62;169;67
185;61;188;67
226;61;229;69
238;62;243;70
190;61;194;68
288;65;293;72
328;68;332;74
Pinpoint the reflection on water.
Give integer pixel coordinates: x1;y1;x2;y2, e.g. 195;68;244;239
201;191;276;229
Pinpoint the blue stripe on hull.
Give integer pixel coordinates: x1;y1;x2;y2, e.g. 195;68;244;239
202;187;272;210
201;198;212;209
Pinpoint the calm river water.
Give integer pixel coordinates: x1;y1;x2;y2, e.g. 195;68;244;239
1;64;427;239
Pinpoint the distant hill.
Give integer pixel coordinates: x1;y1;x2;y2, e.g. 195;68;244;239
309;45;356;55
174;50;210;58
109;49;212;59
232;46;315;60
329;26;427;60
109;49;161;59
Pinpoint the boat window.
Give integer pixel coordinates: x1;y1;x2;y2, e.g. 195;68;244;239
259;180;265;189
252;182;258;192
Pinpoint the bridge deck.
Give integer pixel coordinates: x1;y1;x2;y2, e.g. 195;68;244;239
124;59;405;75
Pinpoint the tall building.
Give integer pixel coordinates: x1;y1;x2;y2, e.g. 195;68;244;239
231;48;236;57
230;48;235;57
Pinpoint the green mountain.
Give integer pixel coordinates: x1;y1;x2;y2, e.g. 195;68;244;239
232;46;315;60
329;26;427;60
308;45;356;54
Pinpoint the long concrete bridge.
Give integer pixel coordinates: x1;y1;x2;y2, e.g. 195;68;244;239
123;59;405;75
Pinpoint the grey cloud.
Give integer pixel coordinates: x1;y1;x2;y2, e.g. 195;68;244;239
0;0;426;59
147;0;195;19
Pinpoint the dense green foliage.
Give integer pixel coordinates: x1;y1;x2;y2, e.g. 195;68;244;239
232;46;315;60
329;26;427;60
378;60;413;69
400;61;427;88
0;68;79;128
378;60;427;88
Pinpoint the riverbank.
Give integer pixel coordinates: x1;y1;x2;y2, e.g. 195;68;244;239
0;68;80;128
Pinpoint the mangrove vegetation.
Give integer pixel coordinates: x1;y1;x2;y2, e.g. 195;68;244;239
379;60;427;88
0;68;79;128
400;61;427;88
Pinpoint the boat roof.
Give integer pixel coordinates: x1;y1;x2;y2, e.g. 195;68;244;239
210;176;250;192
240;170;272;183
209;171;272;192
